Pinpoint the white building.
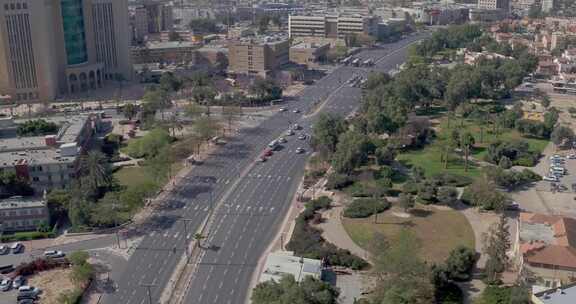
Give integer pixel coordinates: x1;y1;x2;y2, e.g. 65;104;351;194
259;251;323;283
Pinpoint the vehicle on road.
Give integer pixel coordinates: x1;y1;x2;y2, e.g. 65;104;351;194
263;149;273;157
278;137;287;143
297;134;307;140
0;279;11;291
279;107;287;112
17;299;35;304
506;201;520;210
292;109;300;113
285;129;295;136
12;276;24;289
17;294;38;302
291;123;301;130
10;243;23;254
44;250;65;258
0;245;7;255
352;58;360;66
543;175;559;182
268;140;278;149
295;147;305;154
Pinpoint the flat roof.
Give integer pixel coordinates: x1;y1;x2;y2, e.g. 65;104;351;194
535;285;576;304
0;196;46;210
291;42;330;49
259;251;322;283
145;41;198;50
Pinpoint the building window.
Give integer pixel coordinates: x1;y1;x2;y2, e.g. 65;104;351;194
4;4;8;10
23;3;27;9
10;3;15;9
32;177;39;181
37;166;42;171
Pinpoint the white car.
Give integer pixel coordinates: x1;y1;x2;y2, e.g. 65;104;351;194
0;279;11;291
18;285;40;295
297;134;307;140
0;245;8;255
44;250;65;258
295;147;305;154
285;130;295;136
291;123;301;130
568;154;576;159
543;175;559;182
10;242;23;254
278;137;287;143
279;107;287;112
292;109;300;113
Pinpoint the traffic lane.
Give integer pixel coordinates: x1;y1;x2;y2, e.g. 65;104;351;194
186;140;307;303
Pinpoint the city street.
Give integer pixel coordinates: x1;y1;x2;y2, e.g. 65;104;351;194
90;32;429;304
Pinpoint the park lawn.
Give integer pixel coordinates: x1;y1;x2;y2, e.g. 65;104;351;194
342;206;475;264
113;166;155;188
397;117;549;178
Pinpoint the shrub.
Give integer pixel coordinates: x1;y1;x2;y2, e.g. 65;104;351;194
444;246;477;281
325;173;354;190
343;198;390;218
0;231;55;243
306;196;332;211
402;180;419;194
17;119;59;136
430;173;473;187
437;187;459;205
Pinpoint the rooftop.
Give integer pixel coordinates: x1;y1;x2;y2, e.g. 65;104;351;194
534;282;576;304
519;212;576;269
259;251;322;283
0;196;46;210
291;42;330;49
144;41;198;50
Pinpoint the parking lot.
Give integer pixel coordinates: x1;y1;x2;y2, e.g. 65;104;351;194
511;143;576;217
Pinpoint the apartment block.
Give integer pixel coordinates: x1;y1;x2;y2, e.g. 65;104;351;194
478;0;510;12
288;13;378;39
0;0;132;103
132;1;173;41
228;36;289;77
0;196;49;232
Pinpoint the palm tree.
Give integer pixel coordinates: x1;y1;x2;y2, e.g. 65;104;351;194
460;132;475;172
78;151;112;192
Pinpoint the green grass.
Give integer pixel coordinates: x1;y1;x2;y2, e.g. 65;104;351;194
397;117;549;178
113;166;155;188
342;205;475;264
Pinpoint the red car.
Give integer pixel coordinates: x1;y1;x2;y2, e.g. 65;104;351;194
263;149;273;157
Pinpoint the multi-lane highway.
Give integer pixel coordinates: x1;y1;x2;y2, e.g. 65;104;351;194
102;32;428;304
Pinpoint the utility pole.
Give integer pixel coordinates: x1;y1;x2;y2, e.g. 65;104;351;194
140;283;156;304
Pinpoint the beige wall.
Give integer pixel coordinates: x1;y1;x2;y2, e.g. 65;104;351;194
229;40;289;76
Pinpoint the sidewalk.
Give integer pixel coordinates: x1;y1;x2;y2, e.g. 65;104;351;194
316;193;371;262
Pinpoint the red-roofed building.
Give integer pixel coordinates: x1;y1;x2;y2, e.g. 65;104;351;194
513;212;576;289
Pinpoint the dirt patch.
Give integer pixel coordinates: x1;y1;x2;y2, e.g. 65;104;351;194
28;268;76;304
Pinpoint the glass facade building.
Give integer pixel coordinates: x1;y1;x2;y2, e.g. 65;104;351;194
61;0;88;65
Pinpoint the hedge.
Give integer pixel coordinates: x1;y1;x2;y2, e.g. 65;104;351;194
1;231;55;243
343;198;391;218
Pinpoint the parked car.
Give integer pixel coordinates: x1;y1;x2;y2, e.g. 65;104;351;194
279;107;287;112
12;276;25;289
43;250;65;258
10;243;23;254
18;286;40;296
295;147;305;154
568;154;576;159
506;201;520;211
0;245;8;255
297;134;307;140
278;137;287;143
18;299;36;304
0;279;11;291
292;109;300;113
291;123;301;130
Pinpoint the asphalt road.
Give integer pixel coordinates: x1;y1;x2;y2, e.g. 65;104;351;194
100;32;428;304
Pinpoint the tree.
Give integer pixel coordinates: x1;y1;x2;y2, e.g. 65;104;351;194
124;127;173;159
70;262;94;286
77;151;113;197
122;103;137;120
184;103;203;120
551;125;574;147
398;193;415;212
17;119;59;136
159;72;183;92
249;78;282;101
375;145;397;166
483;216;510;284
195;116;219;141
331;130;371;174
311;113;346;160
541;94;551;108
437;186;458;205
498;156;512;169
252;275;339;304
461;179;508;211
444;246;476;281
460;132;475;172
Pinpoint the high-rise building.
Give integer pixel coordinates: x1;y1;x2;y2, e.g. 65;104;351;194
132;1;173;41
0;0;132;103
478;0;510;12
